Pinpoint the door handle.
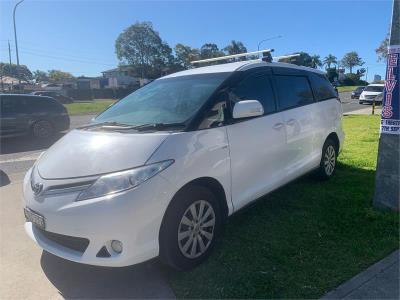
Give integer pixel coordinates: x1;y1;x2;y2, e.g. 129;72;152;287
286;119;296;126
273;123;284;130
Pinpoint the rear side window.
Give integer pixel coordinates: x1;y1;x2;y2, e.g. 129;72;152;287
229;73;276;114
0;96;28;113
309;73;337;101
30;97;62;112
275;75;314;110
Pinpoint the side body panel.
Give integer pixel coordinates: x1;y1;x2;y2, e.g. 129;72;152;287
147;127;234;214
226;114;287;210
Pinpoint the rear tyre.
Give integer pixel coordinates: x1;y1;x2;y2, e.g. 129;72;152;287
359;100;363;104
159;185;221;271
32;120;54;139
316;139;337;180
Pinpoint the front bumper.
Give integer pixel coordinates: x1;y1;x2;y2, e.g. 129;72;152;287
23;169;176;267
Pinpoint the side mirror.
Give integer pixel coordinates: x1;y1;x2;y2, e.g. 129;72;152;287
232;100;264;119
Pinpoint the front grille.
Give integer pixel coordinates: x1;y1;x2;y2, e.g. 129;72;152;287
36;227;89;253
365;95;376;99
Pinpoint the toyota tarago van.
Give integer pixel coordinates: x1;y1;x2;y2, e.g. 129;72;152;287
23;58;344;270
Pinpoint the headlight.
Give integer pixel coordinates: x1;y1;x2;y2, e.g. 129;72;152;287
76;160;174;201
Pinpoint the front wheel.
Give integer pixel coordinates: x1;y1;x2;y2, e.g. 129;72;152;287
32;120;54;139
159;185;221;270
316;139;337;180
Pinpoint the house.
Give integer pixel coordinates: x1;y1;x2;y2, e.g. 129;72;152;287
0;75;21;90
76;76;101;89
101;66;141;88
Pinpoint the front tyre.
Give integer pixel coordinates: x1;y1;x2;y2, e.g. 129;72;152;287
159;185;221;271
32;120;54;139
317;139;337;180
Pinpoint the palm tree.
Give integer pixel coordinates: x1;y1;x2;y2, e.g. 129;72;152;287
223;40;247;55
323;54;337;69
310;55;322;69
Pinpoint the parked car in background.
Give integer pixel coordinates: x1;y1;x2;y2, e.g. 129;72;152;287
374;92;384;105
351;86;365;99
0;94;70;138
359;84;384;104
30;91;74;104
23;59;344;271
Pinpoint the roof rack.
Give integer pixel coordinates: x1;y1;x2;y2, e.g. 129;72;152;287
190;50;301;67
273;53;301;61
191;49;274;65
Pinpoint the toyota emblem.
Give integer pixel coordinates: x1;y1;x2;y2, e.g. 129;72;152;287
32;182;44;195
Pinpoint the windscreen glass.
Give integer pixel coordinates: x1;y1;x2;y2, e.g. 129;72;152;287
94;73;230;126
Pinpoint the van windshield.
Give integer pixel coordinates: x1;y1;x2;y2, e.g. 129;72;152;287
364;85;384;92
94;73;230;127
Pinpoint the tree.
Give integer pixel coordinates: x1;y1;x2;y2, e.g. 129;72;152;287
323;54;337;69
200;43;223;59
33;70;49;83
115;21;173;78
310;55;322;69
340;51;364;73
376;33;389;61
0;62;32;81
174;44;200;68
48;70;74;83
223;40;247;55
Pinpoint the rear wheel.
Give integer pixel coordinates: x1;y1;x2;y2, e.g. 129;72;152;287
32;120;54;139
159;185;221;270
316;139;337;180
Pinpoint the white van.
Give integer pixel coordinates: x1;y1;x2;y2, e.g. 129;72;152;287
23;59;344;270
359;83;384;104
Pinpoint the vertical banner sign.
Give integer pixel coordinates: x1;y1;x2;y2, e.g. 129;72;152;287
381;45;400;134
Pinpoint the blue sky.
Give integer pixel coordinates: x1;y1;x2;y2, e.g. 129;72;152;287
0;0;391;79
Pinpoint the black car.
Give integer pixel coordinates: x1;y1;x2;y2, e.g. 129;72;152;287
0;94;70;138
351;86;366;99
30;91;74;104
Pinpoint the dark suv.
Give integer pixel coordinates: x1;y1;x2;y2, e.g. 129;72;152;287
0;94;70;138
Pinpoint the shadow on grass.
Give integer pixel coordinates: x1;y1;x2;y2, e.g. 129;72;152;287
166;163;399;299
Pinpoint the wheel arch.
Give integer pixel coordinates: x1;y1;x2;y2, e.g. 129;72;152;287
160;176;229;237
326;132;340;152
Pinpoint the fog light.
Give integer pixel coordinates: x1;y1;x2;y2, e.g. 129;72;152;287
111;240;123;253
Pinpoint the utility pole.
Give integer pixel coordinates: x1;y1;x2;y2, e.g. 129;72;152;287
8;40;12;65
373;0;400;211
13;0;24;85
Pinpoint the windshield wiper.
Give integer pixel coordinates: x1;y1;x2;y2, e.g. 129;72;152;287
79;121;137;130
129;122;186;131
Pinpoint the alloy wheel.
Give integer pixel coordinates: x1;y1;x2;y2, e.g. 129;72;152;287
324;145;336;176
33;121;52;138
178;200;215;259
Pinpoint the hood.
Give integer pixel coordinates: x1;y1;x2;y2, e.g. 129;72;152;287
37;129;169;179
361;91;382;96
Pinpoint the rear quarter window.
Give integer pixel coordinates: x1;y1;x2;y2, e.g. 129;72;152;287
30;97;63;112
309;73;337;101
274;75;314;110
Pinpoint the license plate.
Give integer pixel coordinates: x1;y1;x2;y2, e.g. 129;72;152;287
24;207;45;230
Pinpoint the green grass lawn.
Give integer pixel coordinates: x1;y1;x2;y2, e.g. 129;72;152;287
337;85;361;92
167;115;399;299
64;99;116;115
